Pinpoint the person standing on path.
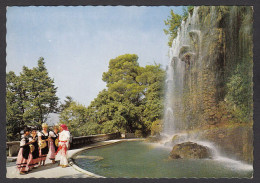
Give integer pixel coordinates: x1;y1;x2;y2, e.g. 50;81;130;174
16;127;35;174
38;123;50;166
27;127;40;170
49;125;59;163
56;124;70;168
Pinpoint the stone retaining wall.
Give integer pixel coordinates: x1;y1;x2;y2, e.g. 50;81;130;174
6;141;20;157
70;132;121;149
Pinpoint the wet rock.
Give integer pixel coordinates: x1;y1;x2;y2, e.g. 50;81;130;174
171;135;180;143
169;142;212;159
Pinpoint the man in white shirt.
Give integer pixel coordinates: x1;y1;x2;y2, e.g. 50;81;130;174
55;124;70;168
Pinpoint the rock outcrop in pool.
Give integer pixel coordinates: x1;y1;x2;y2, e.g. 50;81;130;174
169;142;212;159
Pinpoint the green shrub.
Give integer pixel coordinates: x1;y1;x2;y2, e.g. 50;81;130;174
151;119;163;136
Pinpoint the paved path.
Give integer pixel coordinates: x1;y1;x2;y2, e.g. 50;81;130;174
6;139;124;178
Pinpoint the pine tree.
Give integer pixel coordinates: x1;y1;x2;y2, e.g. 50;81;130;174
6;57;59;140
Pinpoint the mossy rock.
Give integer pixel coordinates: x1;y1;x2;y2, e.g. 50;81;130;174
169;142;212;159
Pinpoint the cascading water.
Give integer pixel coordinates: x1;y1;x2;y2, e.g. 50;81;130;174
162;6;253;171
163;7;200;136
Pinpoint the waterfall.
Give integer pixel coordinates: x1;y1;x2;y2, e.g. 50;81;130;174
163;7;201;135
161;6;253;168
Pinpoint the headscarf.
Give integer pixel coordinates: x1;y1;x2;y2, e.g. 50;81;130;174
60;124;68;131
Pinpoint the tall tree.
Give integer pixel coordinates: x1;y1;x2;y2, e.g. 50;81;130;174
6;57;59;140
102;54;144;133
21;57;59;126
136;64;165;134
6;71;26;140
85;54;165;136
58;54;165;137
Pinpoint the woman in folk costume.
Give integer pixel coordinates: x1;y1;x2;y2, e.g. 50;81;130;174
48;125;59;163
38;123;50;166
56;124;70;168
16;127;35;174
27;127;40;170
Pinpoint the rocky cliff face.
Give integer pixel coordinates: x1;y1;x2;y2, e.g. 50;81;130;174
182;125;253;163
200;126;253;163
164;6;253;163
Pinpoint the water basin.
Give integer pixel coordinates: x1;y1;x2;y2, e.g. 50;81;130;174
73;141;253;178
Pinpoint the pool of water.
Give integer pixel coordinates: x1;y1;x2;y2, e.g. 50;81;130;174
73;141;253;178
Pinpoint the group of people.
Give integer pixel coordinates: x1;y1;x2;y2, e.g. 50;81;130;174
16;123;71;175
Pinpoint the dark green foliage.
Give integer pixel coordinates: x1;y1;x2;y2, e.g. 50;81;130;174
57;54;165;137
225;54;253;123
85;54;165;136
6;71;25;140
6;58;59;141
221;6;253;123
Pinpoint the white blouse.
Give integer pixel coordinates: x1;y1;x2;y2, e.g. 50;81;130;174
29;135;37;142
20;135;26;146
49;131;58;138
37;131;49;138
58;130;70;147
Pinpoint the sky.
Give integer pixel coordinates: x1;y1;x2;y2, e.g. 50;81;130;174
6;6;184;107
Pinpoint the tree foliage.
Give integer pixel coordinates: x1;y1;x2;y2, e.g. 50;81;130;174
150;119;163;136
59;96;74;112
81;54;165;136
6;58;59;141
164;6;194;47
7;55;165;139
59;101;91;136
6;72;25;140
163;9;182;47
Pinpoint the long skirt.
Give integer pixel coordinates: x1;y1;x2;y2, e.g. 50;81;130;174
56;142;68;166
39;144;49;161
16;148;29;172
49;141;56;160
27;154;40;169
